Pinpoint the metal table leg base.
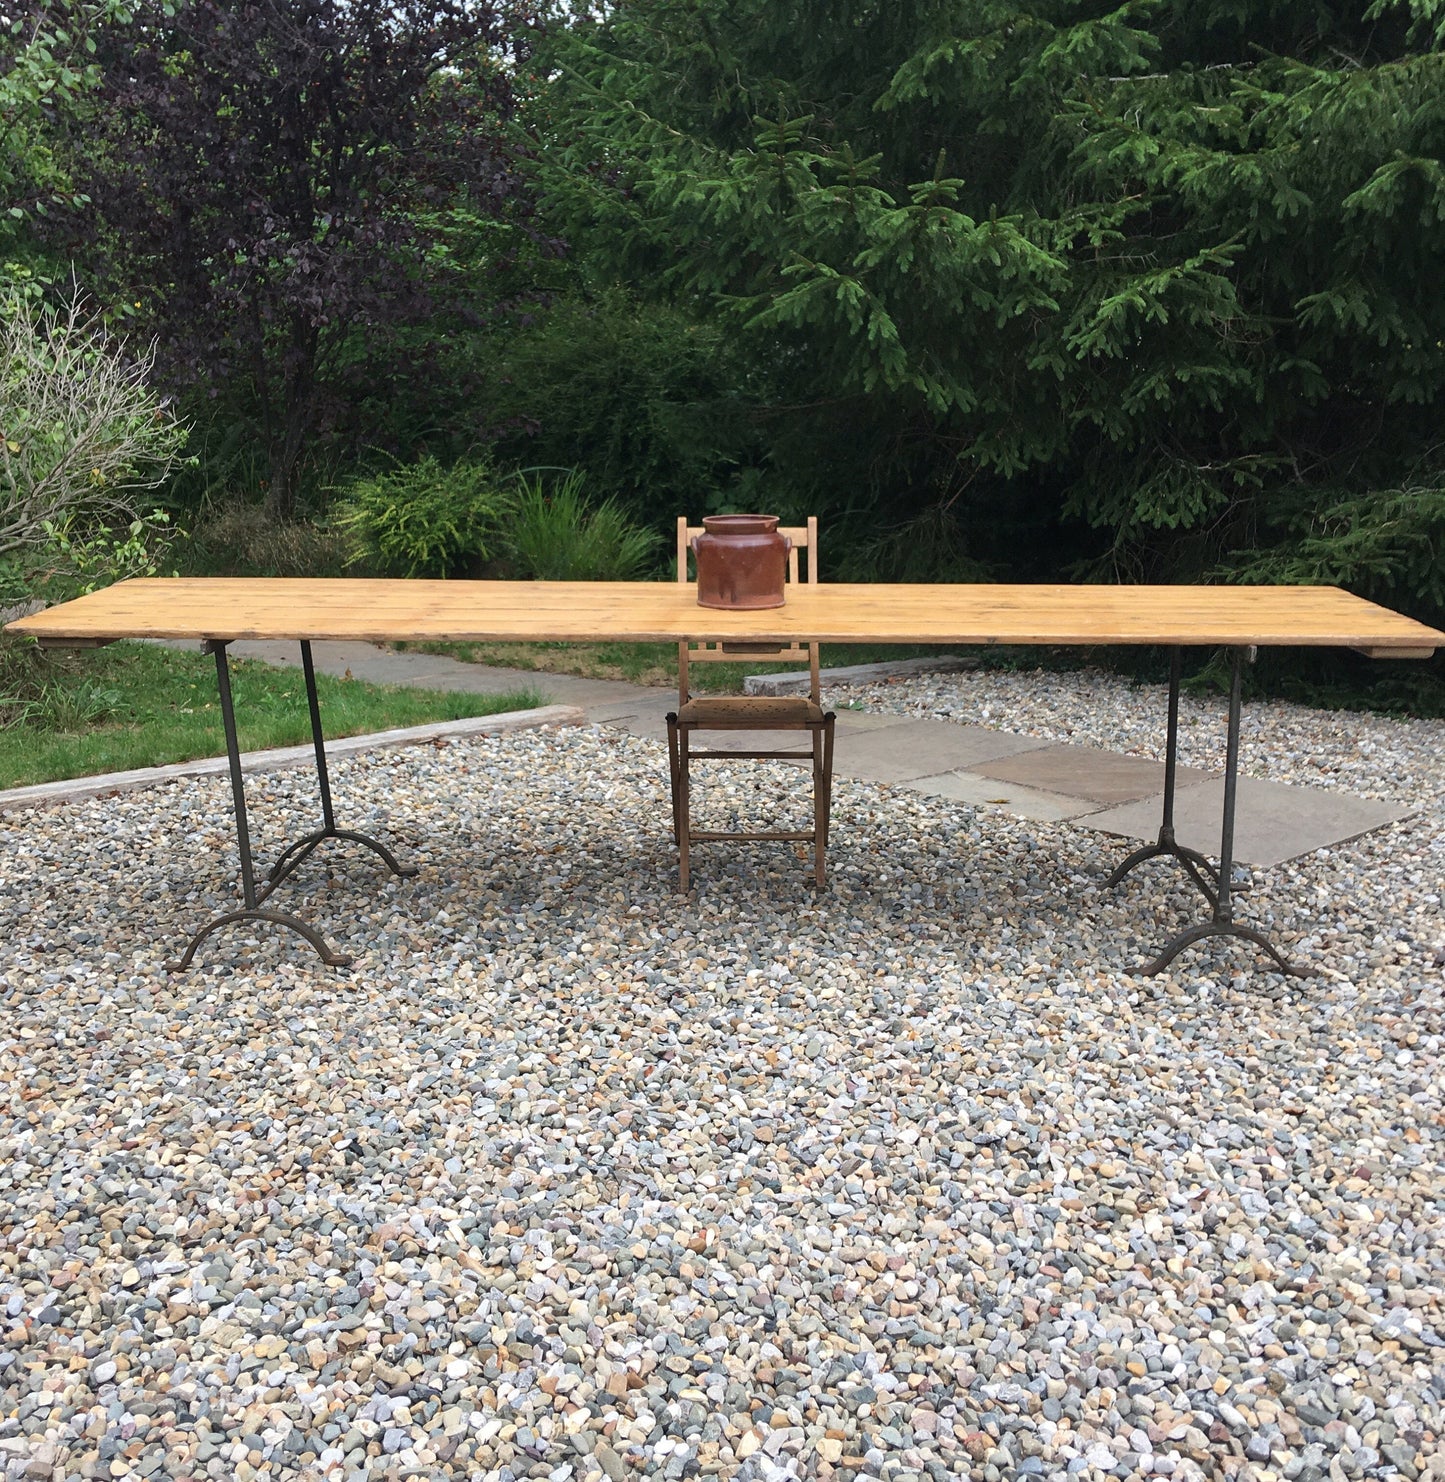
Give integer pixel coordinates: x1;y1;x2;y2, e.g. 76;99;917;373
170;640;409;971
1106;648;1221;909
168;907;354;973
1131;648;1309;979
1141;919;1307;979
1105;828;1220;911
265;827;420;892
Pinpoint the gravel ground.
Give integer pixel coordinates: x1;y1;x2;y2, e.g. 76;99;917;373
1;672;1442;1482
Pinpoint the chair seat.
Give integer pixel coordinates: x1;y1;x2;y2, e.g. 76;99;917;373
676;695;827;726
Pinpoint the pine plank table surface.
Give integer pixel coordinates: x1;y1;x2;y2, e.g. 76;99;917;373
7;577;1444;655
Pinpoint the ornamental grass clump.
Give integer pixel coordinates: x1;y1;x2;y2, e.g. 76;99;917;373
508;469;661;581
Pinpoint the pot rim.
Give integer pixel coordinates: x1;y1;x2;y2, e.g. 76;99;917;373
699;513;781;533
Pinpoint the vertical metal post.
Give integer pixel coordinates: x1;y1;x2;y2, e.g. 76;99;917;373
1104;645;1218;906
169;639;357;970
261;643;419;893
1215;647;1243;926
212;641;257;911
1161;647;1181;836
301;640;336;832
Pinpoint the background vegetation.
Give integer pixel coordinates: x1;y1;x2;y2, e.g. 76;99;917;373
3;0;1442;719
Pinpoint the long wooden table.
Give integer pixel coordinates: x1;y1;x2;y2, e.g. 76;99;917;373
9;578;1442;976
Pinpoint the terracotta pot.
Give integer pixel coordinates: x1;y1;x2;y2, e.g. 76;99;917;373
691;515;791;609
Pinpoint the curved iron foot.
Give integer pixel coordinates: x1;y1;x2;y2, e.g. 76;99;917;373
1106;838;1221;911
265;827;419;891
167;908;353;972
1140;919;1310;979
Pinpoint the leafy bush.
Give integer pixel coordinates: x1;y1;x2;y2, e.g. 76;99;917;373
68;0;538;520
0;633;121;732
508;470;662;580
1;288;187;564
332;456;515;577
0;631;41;730
1222;484;1445;624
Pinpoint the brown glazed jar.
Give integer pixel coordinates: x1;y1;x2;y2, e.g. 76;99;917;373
691;515;791;609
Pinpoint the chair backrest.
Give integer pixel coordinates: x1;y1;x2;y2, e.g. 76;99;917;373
676;516;820;705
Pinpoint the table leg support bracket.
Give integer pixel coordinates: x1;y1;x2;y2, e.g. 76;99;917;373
1141;919;1307;979
1105;827;1221;912
265;828;420;893
1109;646;1308;979
170;640;413;971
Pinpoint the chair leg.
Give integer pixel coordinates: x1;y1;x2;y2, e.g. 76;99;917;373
665;713;681;845
821;714;836;853
806;723;818;883
678;724;692;893
669;712;836;893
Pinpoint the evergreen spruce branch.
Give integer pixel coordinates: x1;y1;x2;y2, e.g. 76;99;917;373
1221;484;1445;609
1364;0;1445;49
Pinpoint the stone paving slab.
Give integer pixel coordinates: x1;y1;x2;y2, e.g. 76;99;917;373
826;709;921;731
972;742;1216;807
896;769;1102;823
1079;776;1413;867
833;719;1051;782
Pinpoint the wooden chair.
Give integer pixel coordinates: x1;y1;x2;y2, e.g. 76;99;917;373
666;516;836;891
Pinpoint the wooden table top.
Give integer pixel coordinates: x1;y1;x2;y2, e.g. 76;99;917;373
6;577;1442;656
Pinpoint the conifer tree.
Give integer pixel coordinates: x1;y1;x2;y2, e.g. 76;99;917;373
542;0;1445;616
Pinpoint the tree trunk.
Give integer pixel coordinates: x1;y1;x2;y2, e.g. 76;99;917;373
264;369;315;523
263;452;296;523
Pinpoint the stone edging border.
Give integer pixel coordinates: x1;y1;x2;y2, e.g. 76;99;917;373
0;704;585;814
745;654;977;695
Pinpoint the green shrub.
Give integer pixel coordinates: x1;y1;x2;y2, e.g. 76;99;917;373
508;470;661;580
332;455;514;577
0;634;121;732
1;289;188;563
0;631;41;730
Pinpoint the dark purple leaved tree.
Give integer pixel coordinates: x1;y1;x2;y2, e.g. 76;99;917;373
69;0;548;518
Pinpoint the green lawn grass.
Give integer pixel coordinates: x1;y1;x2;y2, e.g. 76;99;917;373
0;641;542;789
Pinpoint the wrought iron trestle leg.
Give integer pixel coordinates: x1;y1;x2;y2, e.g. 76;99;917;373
1140;648;1309;978
821;713;835;851
168;642;353;971
262;641;419;892
1105;646;1221;908
170;907;352;972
